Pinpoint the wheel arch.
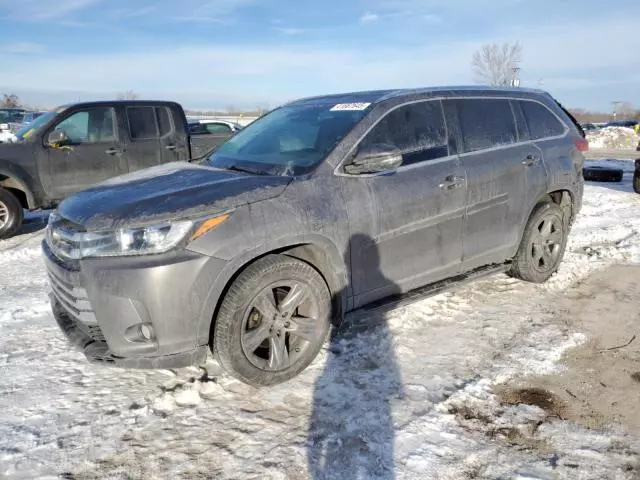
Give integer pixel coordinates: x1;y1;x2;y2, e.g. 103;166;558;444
0;172;36;209
510;188;575;259
197;238;349;348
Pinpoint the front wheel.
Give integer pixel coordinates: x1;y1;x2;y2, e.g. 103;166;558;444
212;254;332;387
0;188;24;240
509;202;569;284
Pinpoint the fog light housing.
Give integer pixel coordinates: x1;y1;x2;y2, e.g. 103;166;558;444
140;323;154;340
124;323;156;343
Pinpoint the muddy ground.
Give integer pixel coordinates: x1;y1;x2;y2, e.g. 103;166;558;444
498;264;640;436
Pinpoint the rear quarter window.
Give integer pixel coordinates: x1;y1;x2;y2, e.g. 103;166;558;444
454;98;517;153
519;100;566;140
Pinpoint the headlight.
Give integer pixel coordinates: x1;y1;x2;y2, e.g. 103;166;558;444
47;213;232;260
82;221;195;258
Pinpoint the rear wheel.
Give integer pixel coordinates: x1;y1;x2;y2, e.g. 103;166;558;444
509;202;568;283
212;255;331;387
0;188;24;240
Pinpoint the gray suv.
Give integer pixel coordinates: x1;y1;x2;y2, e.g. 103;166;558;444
43;86;586;386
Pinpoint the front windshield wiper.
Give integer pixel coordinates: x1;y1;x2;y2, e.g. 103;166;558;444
224;164;266;176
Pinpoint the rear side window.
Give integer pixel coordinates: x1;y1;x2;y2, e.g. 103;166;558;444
519;101;566;140
156;107;173;137
455;99;517;153
127;106;159;140
205;122;232;134
360;100;448;163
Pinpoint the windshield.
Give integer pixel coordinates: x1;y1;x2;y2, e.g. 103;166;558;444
207;102;370;176
0;109;25;124
15;110;57;140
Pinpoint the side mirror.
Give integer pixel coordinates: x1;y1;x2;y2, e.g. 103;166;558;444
47;130;68;146
344;143;403;175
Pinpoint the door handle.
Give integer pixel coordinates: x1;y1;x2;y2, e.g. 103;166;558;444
105;148;121;155
165;144;177;151
522;155;538;167
439;175;465;190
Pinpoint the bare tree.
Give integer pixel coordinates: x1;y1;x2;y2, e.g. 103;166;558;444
472;42;523;86
1;93;21;108
116;90;140;100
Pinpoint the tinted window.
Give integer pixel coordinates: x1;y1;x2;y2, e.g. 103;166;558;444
156;107;172;136
519;101;565;140
359;101;448;165
53;108;115;145
205;122;232;134
456;99;517;153
127;106;158;140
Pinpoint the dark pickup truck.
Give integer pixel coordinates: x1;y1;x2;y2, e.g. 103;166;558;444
0;100;231;238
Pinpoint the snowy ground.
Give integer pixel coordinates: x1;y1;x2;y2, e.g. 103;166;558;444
1;161;640;479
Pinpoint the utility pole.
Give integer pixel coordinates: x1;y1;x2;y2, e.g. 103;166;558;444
510;67;521;87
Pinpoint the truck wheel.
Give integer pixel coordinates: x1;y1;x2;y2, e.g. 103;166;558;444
212;254;331;387
0;188;24;240
509;202;568;284
634;161;640;194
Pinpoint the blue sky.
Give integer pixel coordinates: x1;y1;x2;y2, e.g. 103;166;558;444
1;0;639;111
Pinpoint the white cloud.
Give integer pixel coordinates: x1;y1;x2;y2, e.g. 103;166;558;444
0;12;638;110
360;12;380;23
0;0;101;21
0;42;45;54
275;28;308;35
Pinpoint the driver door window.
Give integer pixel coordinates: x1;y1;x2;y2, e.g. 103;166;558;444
53;108;116;145
347;101;449;174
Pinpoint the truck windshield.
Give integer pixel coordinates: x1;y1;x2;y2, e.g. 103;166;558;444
15;111;58;140
207;103;370;176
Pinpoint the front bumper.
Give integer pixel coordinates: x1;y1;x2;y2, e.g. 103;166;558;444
44;240;228;369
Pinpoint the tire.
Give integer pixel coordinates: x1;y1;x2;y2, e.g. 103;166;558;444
509;202;568;284
212;254;331;387
583;165;623;182
634;160;640;194
0;188;24;240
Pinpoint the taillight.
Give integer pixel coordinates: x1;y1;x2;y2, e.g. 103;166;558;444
574;138;589;152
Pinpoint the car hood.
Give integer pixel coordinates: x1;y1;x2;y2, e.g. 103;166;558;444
58;161;292;231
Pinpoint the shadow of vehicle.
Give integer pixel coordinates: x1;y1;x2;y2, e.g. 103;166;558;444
307;234;404;480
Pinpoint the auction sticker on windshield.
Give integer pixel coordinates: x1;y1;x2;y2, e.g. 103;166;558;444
330;103;371;111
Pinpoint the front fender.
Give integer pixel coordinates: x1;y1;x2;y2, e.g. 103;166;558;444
192;232;348;346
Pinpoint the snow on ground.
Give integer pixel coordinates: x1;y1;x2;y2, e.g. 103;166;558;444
1;164;640;479
586;126;639;150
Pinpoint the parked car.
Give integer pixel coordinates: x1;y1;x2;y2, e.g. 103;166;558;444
0;108;27;133
187;119;243;157
21;111;48;126
43;86;586;386
605;119;638;129
0;100;225;238
0;123;17;144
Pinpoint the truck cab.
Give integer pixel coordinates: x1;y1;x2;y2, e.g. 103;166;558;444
0;100;202;238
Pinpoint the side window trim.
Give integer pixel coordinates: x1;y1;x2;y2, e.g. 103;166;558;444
510;100;531;142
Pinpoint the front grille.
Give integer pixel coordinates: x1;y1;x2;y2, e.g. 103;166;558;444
47;264;97;326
